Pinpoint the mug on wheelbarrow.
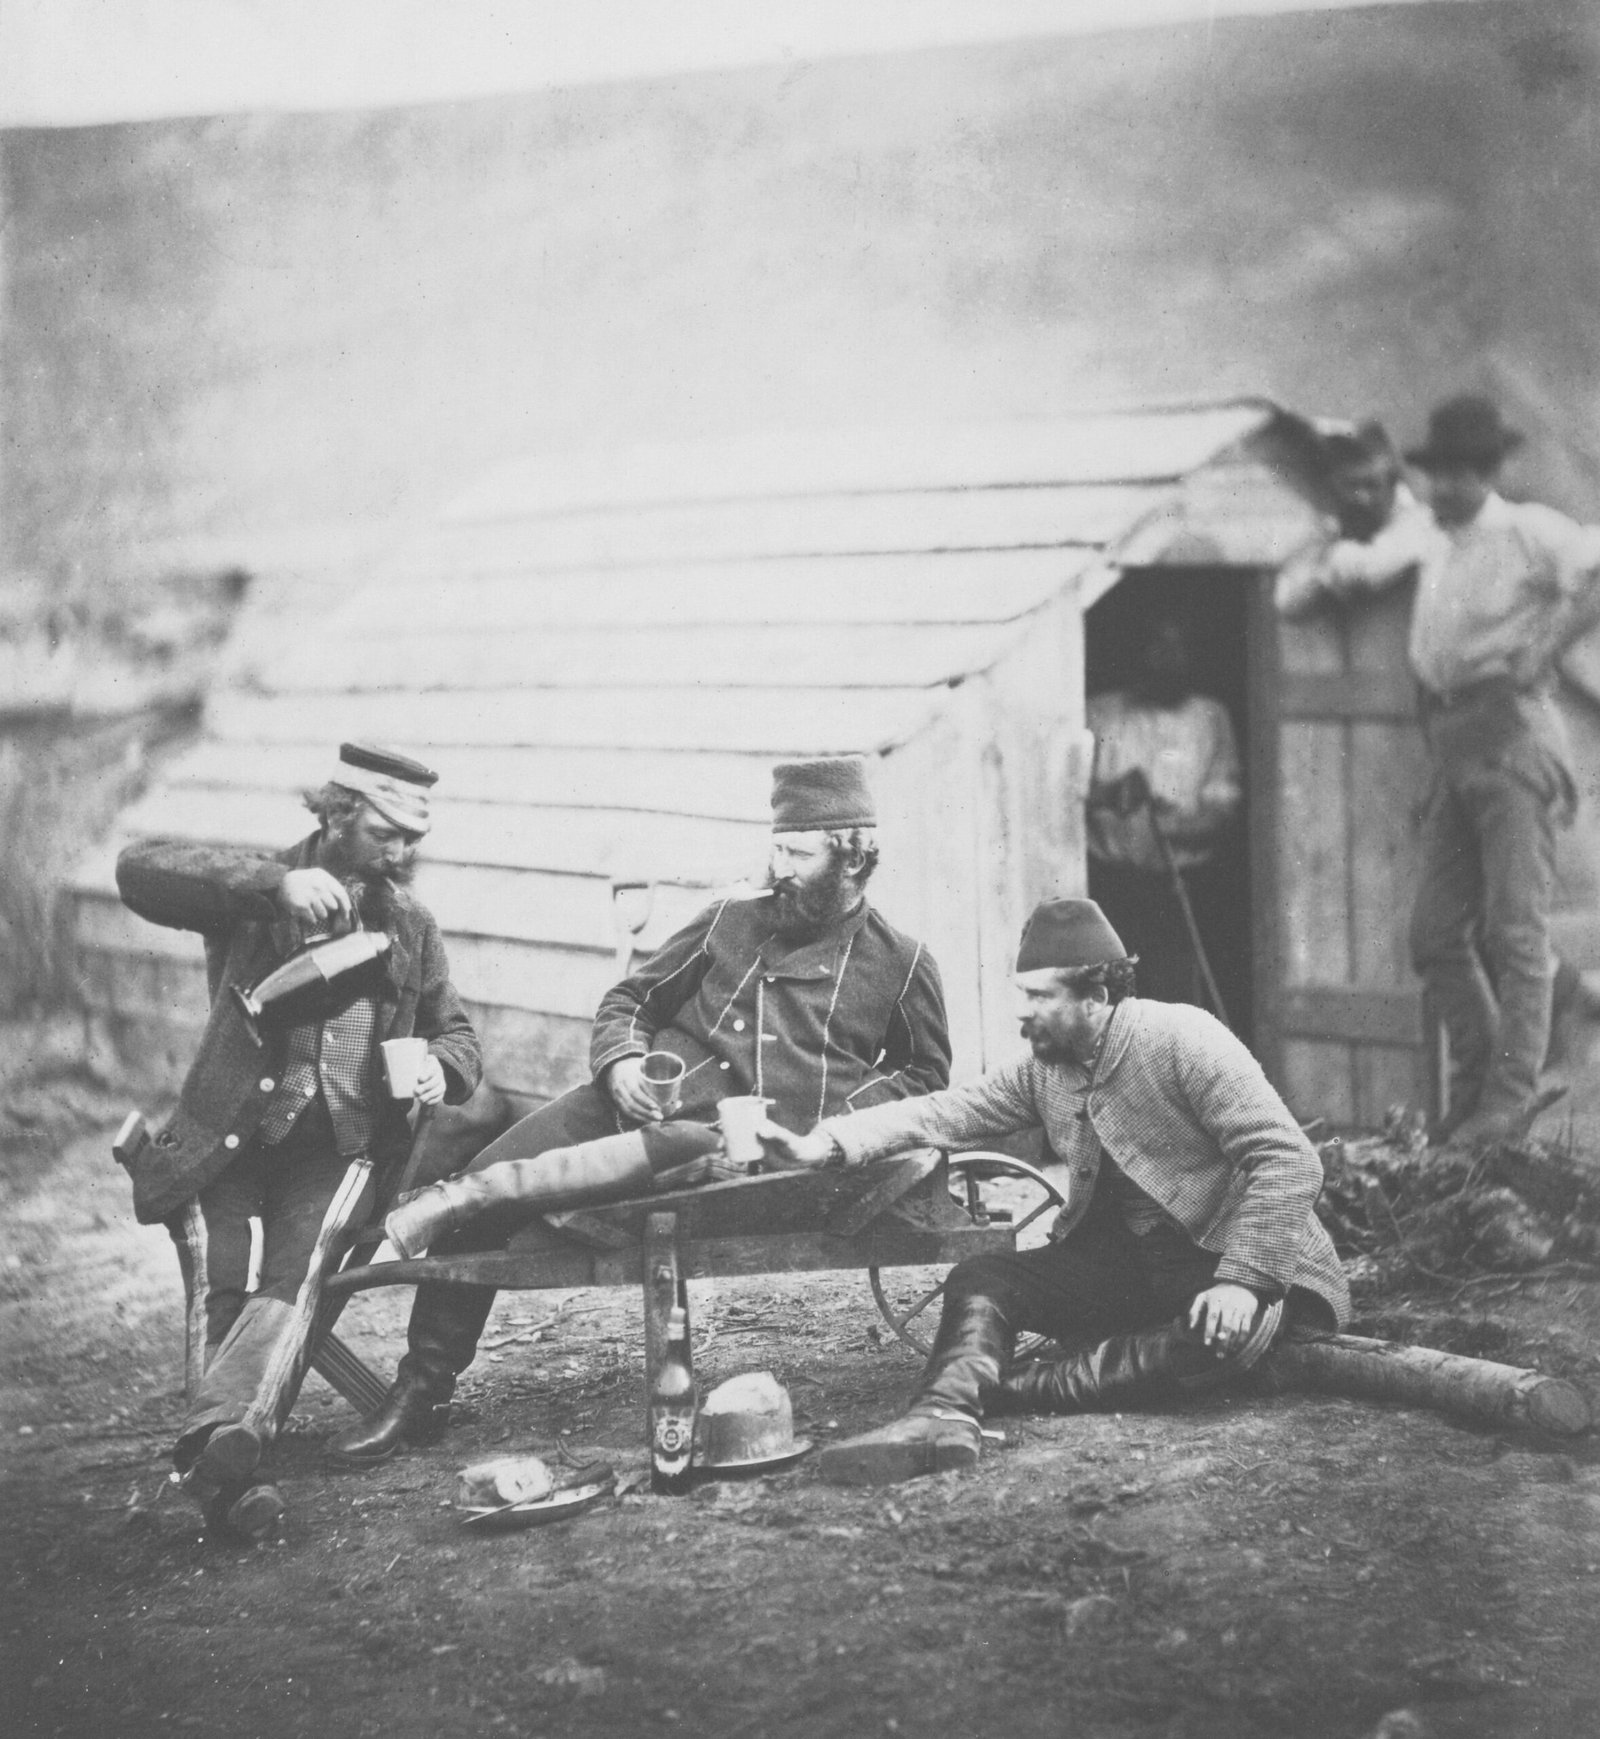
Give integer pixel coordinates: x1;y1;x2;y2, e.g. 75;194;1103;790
717;1095;774;1173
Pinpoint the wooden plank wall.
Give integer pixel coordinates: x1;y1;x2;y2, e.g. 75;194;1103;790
1274;583;1428;1127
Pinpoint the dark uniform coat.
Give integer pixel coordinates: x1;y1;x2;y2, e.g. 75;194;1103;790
590;894;951;1128
115;836;482;1224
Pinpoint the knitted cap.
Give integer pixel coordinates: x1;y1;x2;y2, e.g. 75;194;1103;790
1015;898;1127;973
331;741;438;836
770;757;877;833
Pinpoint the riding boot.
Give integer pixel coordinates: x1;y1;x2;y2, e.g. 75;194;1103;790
989;1299;1283;1416
327;1282;488;1466
384;1123;721;1257
818;1294;1012;1486
385;1131;658;1257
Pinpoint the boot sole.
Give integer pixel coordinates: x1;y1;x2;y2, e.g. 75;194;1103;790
188;1423;263;1497
225;1484;285;1541
817;1437;979;1486
327;1408;450;1468
327;1440;404;1469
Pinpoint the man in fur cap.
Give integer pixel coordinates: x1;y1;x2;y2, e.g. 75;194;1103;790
332;755;951;1466
115;744;481;1538
763;897;1348;1486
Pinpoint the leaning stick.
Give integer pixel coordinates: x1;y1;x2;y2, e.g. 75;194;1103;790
1260;1333;1592;1436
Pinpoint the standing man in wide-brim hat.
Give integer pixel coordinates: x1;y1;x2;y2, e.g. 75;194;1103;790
332;755;952;1467
115;744;482;1538
762;897;1349;1486
1277;394;1600;1146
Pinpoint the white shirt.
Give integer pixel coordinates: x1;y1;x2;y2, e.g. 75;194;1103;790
1087;691;1242;873
1276;488;1600;696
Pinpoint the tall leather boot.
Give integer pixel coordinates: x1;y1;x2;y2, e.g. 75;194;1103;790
818;1294;1012;1486
990;1299;1283;1415
384;1131;659;1257
384;1123;722;1257
328;1281;490;1466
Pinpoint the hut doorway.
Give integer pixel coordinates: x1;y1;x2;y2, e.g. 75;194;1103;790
1084;567;1258;1046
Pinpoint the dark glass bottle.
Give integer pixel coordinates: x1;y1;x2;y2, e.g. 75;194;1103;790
649;1305;697;1495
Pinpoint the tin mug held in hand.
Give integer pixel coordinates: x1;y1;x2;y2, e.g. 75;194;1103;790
717;1095;774;1172
380;1037;431;1100
639;1050;686;1117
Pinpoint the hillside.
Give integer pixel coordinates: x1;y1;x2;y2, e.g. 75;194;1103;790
2;0;1597;604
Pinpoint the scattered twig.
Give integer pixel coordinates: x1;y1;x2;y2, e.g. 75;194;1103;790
1451;1262;1599;1290
480;1303;570;1352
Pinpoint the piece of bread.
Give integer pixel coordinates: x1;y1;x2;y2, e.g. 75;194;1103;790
455;1454;555;1509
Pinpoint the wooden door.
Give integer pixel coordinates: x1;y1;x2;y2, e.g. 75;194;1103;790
1253;578;1432;1130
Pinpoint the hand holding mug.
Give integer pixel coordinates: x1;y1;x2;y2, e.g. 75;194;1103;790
606;1056;664;1122
413;1054;447;1106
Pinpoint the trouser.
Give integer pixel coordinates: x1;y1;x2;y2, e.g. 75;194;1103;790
398;1081;628;1389
929;1180;1224;1374
1409;744;1565;1123
167;1109;375;1457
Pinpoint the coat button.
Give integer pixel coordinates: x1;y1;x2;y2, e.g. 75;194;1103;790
719;1060;731;1071
224;1134;241;1150
763;974;775;984
733;1019;746;1032
259;1077;276;1093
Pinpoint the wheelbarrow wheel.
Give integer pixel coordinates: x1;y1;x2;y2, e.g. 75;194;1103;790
868;1151;1069;1358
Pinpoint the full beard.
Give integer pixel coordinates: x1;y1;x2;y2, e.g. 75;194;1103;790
1020;1024;1080;1068
318;836;417;931
764;859;860;943
349;861;414;930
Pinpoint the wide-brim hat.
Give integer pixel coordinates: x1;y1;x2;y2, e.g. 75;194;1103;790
695;1372;812;1472
1016;898;1128;974
331;741;438;836
771;757;876;833
1404;395;1523;470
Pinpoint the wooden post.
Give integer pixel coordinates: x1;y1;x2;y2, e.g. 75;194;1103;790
642;1212;681;1440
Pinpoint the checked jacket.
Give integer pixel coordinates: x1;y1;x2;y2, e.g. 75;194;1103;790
822;996;1349;1329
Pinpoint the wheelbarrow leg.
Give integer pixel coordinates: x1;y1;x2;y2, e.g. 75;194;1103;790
642;1211;685;1439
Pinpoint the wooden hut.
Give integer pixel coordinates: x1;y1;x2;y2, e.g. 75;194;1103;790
72;400;1479;1130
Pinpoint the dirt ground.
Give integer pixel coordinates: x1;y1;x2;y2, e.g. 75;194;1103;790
5;1083;1600;1739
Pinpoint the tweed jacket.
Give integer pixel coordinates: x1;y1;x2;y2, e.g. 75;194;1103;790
823;997;1349;1328
590;894;951;1128
115;836;482;1225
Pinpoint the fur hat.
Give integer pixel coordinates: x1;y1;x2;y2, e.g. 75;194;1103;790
1016;898;1128;973
770;757;877;833
331;741;438;836
1405;396;1523;471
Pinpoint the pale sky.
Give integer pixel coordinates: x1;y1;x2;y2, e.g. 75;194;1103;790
1;0;1465;128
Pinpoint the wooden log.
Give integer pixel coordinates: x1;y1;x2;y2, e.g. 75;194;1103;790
1261;1332;1592;1437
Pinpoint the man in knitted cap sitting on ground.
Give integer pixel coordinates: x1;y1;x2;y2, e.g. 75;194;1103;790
115;744;482;1537
762;897;1349;1485
332;755;951;1466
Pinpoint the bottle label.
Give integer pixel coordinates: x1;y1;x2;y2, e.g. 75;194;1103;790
652;1411;693;1465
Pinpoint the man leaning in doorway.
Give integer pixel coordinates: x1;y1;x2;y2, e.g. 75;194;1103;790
1278;396;1600;1145
331;755;952;1466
